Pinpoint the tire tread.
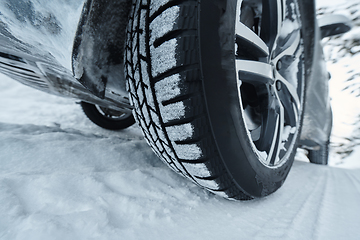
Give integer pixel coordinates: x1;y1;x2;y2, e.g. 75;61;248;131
126;0;252;200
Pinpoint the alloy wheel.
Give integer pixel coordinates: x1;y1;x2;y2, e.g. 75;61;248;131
235;0;305;167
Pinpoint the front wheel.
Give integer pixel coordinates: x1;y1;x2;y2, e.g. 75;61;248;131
126;0;306;199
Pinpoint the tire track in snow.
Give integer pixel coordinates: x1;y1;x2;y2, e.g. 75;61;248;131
312;168;360;240
278;167;329;240
250;163;329;239
345;170;360;193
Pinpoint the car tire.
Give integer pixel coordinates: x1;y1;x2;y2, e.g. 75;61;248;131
308;142;329;165
125;0;306;199
80;101;135;130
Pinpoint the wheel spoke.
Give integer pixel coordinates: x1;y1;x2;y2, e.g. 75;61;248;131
273;31;301;63
256;94;279;150
236;0;244;22
281;0;286;22
277;83;298;127
275;0;283;37
235;21;269;57
276;73;300;110
267;101;284;165
262;114;279;165
260;0;283;52
236;60;273;85
253;89;286;165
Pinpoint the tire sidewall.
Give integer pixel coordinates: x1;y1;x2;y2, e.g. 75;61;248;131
199;0;301;197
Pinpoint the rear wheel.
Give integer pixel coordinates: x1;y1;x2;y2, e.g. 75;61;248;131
80;101;135;130
126;0;305;199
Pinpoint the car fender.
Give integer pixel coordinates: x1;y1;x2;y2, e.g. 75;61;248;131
298;0;332;148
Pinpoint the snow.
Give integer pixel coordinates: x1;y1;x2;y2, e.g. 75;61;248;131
0;80;359;238
1;0;360;239
150;39;178;77
154;74;181;103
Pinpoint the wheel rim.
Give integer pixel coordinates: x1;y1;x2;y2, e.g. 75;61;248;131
95;105;132;120
235;0;304;167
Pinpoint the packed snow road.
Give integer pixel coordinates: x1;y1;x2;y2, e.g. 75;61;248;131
0;75;359;239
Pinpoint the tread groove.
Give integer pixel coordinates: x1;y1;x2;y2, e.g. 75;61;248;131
152;64;199;84
161;93;197;106
174;136;203;145
153;29;197;48
163;115;202;127
194;174;224;181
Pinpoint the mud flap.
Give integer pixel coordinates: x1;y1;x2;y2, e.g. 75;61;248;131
72;0;131;99
318;14;352;38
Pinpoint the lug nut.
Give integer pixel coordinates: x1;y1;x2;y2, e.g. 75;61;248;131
276;81;282;91
276;60;282;71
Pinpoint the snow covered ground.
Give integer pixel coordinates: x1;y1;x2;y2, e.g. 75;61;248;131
1;73;360;239
1;0;360;239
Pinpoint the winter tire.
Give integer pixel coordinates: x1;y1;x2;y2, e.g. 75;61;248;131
125;0;305;199
80;101;135;130
308;142;329;165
